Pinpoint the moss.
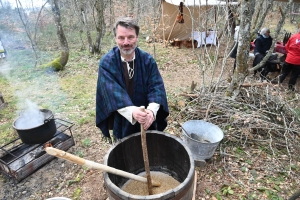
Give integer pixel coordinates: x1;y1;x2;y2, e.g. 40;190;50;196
51;58;64;71
38;57;64;71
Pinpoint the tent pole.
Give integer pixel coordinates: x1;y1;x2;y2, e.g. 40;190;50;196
166;17;177;44
162;1;166;47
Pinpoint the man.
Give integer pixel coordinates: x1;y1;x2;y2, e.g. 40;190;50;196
96;17;169;140
253;27;278;80
278;23;300;91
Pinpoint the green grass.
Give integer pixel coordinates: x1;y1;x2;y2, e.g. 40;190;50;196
0;74;20;145
72;187;82;200
0;123;18;144
81;138;92;147
67;173;83;186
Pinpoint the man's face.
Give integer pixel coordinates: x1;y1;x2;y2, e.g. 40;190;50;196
115;25;138;57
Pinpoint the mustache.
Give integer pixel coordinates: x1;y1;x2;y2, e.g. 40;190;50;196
122;44;133;48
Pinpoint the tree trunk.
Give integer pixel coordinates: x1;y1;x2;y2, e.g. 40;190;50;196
128;0;134;17
228;5;236;36
94;0;105;54
136;0;140;23
50;0;69;68
79;0;94;54
226;0;256;99
108;0;114;33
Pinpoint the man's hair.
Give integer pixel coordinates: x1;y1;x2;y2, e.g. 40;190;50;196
113;17;140;37
260;28;270;35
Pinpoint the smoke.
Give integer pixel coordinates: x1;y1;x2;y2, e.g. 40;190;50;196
0;54;67;126
0;8;69;134
0;33;67;119
14;99;44;129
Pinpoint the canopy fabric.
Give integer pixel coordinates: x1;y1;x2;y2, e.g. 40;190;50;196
155;0;297;42
155;0;217;41
165;0;227;6
155;0;239;41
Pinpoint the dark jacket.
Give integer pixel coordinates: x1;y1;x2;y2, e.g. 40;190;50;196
254;35;273;55
230;42;238;59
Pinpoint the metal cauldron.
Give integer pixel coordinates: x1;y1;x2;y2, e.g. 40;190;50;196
12;109;57;144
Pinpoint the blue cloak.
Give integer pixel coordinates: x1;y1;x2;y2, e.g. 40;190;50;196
96;47;169;139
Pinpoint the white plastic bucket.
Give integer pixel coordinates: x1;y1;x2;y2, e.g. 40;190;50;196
182;120;224;161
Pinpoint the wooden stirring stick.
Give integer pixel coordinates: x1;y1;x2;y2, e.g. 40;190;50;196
45;147;161;187
140;106;153;195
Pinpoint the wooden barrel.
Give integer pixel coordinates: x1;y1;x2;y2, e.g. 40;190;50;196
103;131;195;200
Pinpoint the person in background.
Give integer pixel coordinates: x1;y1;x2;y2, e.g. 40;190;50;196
252;27;276;80
229;26;239;73
96;17;169;140
278;22;300;91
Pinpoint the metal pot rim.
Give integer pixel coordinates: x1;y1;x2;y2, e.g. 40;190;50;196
12;109;54;130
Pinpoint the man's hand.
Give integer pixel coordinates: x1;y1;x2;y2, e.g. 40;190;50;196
143;109;154;130
132;107;147;124
132;107;154;130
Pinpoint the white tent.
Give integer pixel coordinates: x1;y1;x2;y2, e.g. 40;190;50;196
165;0;227;6
155;0;238;45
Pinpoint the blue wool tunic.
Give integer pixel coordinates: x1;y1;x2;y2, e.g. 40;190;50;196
96;47;169;139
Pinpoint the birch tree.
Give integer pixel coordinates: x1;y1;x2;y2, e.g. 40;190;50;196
93;0;105;53
226;0;255;98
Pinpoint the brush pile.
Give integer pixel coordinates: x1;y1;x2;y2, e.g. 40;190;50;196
176;85;300;192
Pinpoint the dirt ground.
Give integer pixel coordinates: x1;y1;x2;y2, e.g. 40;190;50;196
0;41;299;200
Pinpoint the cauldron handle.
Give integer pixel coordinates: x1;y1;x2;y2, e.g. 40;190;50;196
44;118;55;124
